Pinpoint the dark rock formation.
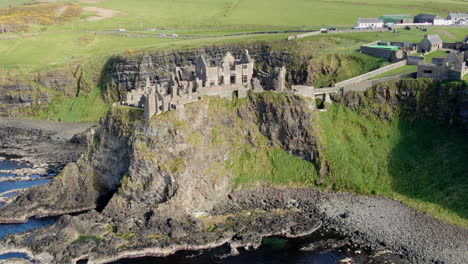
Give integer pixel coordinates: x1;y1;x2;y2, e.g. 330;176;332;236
331;79;468;126
0;86;467;263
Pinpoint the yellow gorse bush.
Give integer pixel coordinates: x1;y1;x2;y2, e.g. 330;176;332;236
0;3;81;33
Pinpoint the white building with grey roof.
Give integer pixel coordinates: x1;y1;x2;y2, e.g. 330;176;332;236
356;18;384;29
447;12;468;24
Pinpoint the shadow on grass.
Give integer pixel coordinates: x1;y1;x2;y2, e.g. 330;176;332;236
387;119;468;220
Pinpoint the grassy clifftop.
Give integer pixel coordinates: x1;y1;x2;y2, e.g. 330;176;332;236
315;80;468;227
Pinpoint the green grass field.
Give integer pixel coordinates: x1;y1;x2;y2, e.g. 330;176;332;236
316;104;468;227
370;65;417;79
2;0;465;30
424;50;451;63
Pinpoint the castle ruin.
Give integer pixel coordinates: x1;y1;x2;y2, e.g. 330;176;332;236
125;50;263;119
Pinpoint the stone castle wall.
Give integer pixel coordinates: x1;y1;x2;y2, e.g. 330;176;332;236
407;56;424;65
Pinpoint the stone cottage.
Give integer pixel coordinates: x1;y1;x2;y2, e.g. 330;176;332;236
418;34;443;53
417;51;467;81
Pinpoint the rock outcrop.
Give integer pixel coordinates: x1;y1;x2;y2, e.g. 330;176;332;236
0;92;323;263
1;81;468;263
331;78;468;126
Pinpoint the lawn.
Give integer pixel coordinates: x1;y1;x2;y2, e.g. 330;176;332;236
424;49;450;63
370;65;417;79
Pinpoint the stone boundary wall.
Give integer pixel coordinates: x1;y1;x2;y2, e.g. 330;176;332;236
341;72;415;93
443;42;468;51
288;28;384;40
407;56;424;65
393;24;468;28
360;46;398;60
335;60;407;87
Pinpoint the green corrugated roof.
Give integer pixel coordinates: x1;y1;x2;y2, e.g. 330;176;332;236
367;45;400;50
378;14;413;23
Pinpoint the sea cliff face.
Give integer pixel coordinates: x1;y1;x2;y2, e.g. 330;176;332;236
0;92;325;264
0;46;467;263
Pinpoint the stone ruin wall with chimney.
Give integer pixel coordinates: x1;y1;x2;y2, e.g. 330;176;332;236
123;50;288;119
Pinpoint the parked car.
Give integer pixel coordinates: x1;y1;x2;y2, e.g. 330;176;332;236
329;27;337;31
404;26;411;30
160;33;166;37
172;33;179;37
320;28;328;33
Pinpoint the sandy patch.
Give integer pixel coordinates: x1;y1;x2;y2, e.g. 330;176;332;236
80;0;105;3
54;5;69;16
82;6;120;21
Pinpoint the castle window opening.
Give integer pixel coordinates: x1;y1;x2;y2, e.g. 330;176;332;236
242;75;248;83
243;64;248;69
424;70;433;74
210;81;215;87
230;75;236;84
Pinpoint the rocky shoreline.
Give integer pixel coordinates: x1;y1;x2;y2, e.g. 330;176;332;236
1;187;467;263
0;117;95;172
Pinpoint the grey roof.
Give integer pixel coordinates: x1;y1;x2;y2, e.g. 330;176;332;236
448;12;468;19
425;34;443;44
415;13;438;20
357;18;384;24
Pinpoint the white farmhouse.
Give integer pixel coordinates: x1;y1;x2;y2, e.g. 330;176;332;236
433;17;453;25
356;18;384;29
447;12;468;24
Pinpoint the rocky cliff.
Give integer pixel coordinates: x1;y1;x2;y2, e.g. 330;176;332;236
0;65;96;118
0;92;324;263
1;79;468;263
331;78;468;126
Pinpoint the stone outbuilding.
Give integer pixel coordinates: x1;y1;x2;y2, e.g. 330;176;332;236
418;34;443;53
417;51;467;81
378;14;413;24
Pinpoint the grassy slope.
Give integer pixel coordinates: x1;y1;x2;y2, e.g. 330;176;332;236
370;65;417;79
205;95;319;188
309;52;391;87
35;87;109;122
316;104;468;227
424;50;451;63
